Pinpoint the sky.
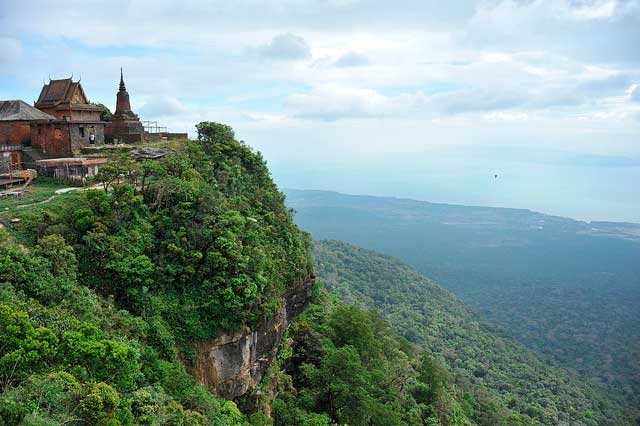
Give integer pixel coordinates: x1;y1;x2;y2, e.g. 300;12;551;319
1;0;639;222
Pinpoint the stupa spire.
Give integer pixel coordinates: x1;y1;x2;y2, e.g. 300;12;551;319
115;68;132;114
119;68;126;92
107;67;144;143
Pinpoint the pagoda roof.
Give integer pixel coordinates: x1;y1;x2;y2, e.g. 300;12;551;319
35;78;98;109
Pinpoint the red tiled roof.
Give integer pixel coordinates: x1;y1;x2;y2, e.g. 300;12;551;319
35;78;99;111
36;158;109;166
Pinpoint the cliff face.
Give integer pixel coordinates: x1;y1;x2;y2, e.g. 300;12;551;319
191;277;315;399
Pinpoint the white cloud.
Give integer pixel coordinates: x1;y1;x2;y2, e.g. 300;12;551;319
138;95;188;119
531;73;632;107
432;88;525;114
254;33;311;60
461;0;640;64
563;0;618;21
334;51;369;67
0;37;22;68
286;85;392;120
482;111;531;122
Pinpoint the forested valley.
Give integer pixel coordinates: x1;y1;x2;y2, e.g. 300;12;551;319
311;240;636;425
286;189;640;411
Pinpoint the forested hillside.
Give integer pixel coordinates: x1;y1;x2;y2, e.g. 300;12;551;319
265;288;533;426
0;125;313;424
312;240;636;426
286;189;640;404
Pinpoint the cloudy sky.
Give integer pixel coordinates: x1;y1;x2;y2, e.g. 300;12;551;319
1;0;639;221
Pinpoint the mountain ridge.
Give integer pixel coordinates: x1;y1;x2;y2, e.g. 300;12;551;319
284;188;640;240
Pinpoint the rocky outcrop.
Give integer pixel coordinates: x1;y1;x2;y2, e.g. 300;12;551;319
130;147;173;160
191;277;315;399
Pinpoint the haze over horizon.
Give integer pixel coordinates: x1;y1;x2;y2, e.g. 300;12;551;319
1;0;639;222
282;187;640;225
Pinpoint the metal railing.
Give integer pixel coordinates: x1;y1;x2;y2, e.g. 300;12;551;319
141;120;168;134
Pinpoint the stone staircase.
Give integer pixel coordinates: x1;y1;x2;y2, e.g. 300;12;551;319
20;147;58;168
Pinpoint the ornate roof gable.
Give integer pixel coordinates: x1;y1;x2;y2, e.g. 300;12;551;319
35;78;90;107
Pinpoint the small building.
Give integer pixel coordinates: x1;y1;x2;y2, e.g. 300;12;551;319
105;70;144;144
35;157;109;181
0;100;55;172
30;119;105;157
32;77;106;156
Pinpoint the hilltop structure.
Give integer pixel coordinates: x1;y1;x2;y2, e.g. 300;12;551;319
105;69;144;143
30;77;106;156
0;70;183;181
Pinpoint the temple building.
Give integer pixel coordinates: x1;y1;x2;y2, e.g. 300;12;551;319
1;70;157;174
105;69;144;144
31;77;106;156
0;100;54;171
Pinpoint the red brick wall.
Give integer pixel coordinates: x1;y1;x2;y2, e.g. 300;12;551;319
30;122;73;157
0;122;31;145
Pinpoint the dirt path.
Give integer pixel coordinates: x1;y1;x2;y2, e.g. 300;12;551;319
16;195;58;209
15;185;101;209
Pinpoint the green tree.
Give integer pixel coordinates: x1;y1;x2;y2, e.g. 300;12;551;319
0;304;58;390
195;122;235;147
60;324;140;391
79;382;133;426
92;102;113;121
33;234;78;281
414;353;448;406
93;163;128;192
328;305;381;365
305;345;373;426
140;159;167;194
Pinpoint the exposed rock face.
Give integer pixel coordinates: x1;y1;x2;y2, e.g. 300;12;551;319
191;277;315;399
130;147;173;160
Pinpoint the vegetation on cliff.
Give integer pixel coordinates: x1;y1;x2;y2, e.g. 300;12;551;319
0;123;312;424
0;231;248;425
265;288;527;426
18;124;313;343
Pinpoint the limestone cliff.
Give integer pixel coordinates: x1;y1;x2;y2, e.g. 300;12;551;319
190;277;315;399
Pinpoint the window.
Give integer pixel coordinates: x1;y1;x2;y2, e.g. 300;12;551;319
79;127;85;138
